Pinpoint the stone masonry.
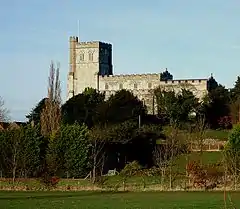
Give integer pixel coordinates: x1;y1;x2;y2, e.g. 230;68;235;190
67;36;209;114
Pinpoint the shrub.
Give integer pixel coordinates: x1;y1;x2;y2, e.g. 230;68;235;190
186;161;223;190
39;174;60;189
218;116;232;129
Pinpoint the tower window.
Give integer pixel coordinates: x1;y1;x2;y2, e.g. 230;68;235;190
89;52;93;61
80;54;84;61
119;83;123;89
134;83;137;89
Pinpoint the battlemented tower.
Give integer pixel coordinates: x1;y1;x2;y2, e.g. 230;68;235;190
67;36;113;100
67;36;209;115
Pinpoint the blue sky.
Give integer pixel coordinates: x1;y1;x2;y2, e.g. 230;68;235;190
0;0;239;121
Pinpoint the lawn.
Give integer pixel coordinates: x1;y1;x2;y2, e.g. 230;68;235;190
0;191;239;209
163;126;230;141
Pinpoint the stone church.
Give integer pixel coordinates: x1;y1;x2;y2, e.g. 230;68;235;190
67;36;209;114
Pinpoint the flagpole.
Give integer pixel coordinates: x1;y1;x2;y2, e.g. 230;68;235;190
77;20;80;40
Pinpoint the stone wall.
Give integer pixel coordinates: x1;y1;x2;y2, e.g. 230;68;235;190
67;37;209;114
97;74;208;114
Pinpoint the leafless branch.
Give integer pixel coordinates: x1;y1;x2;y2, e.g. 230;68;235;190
40;61;62;137
0;97;9;122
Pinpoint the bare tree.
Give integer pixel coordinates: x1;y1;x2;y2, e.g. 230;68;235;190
167;124;181;189
40;61;61;137
193;114;207;161
154;124;182;190
88;126;106;184
0;97;9;122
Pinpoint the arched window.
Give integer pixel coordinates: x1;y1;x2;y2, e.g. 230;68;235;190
80;53;84;61
89;52;93;61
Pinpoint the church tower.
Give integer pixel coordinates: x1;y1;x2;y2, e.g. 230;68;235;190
67;36;113;100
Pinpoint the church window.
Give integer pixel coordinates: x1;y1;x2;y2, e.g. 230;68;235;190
105;83;108;90
148;83;152;88
134;83;137;89
89;52;93;61
80;53;84;61
119;83;123;89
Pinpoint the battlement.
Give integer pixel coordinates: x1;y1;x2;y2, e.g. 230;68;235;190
74;41;112;48
99;73;160;80
98;73;207;83
160;78;208;84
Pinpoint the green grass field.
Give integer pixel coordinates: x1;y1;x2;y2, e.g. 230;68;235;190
0;191;239;209
163;126;230;141
0;152;225;191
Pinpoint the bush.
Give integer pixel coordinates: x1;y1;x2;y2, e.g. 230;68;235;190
223;124;240;176
218;116;232;129
39;174;60;189
186;161;223;190
120;161;142;177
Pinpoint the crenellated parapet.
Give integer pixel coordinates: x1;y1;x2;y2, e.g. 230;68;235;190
99;73;159;80
67;36;210;113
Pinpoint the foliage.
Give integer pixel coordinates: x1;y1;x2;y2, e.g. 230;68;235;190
186;160;223;189
120;161;142;177
218;116;232;129
154;87;199;126
230;76;240;101
0;125;43;179
26;98;47;125
63;123;91;178
96;89;146;125
40;174;60;189
120;161;142;190
62;88;105;127
203;84;230;129
223;124;240;176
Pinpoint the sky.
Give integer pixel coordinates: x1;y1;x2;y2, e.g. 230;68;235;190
0;0;240;121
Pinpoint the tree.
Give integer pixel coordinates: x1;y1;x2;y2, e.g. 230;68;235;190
63;123;91;178
153;125;182;189
229;76;240;124
223;124;240;190
88;126;107;183
154;87;199;126
0;97;8;122
26;98;47;125
230;76;240;101
62;88;105;127
40;61;61;137
18;125;43;178
0;125;42;180
203;84;230;129
96;89;146;125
